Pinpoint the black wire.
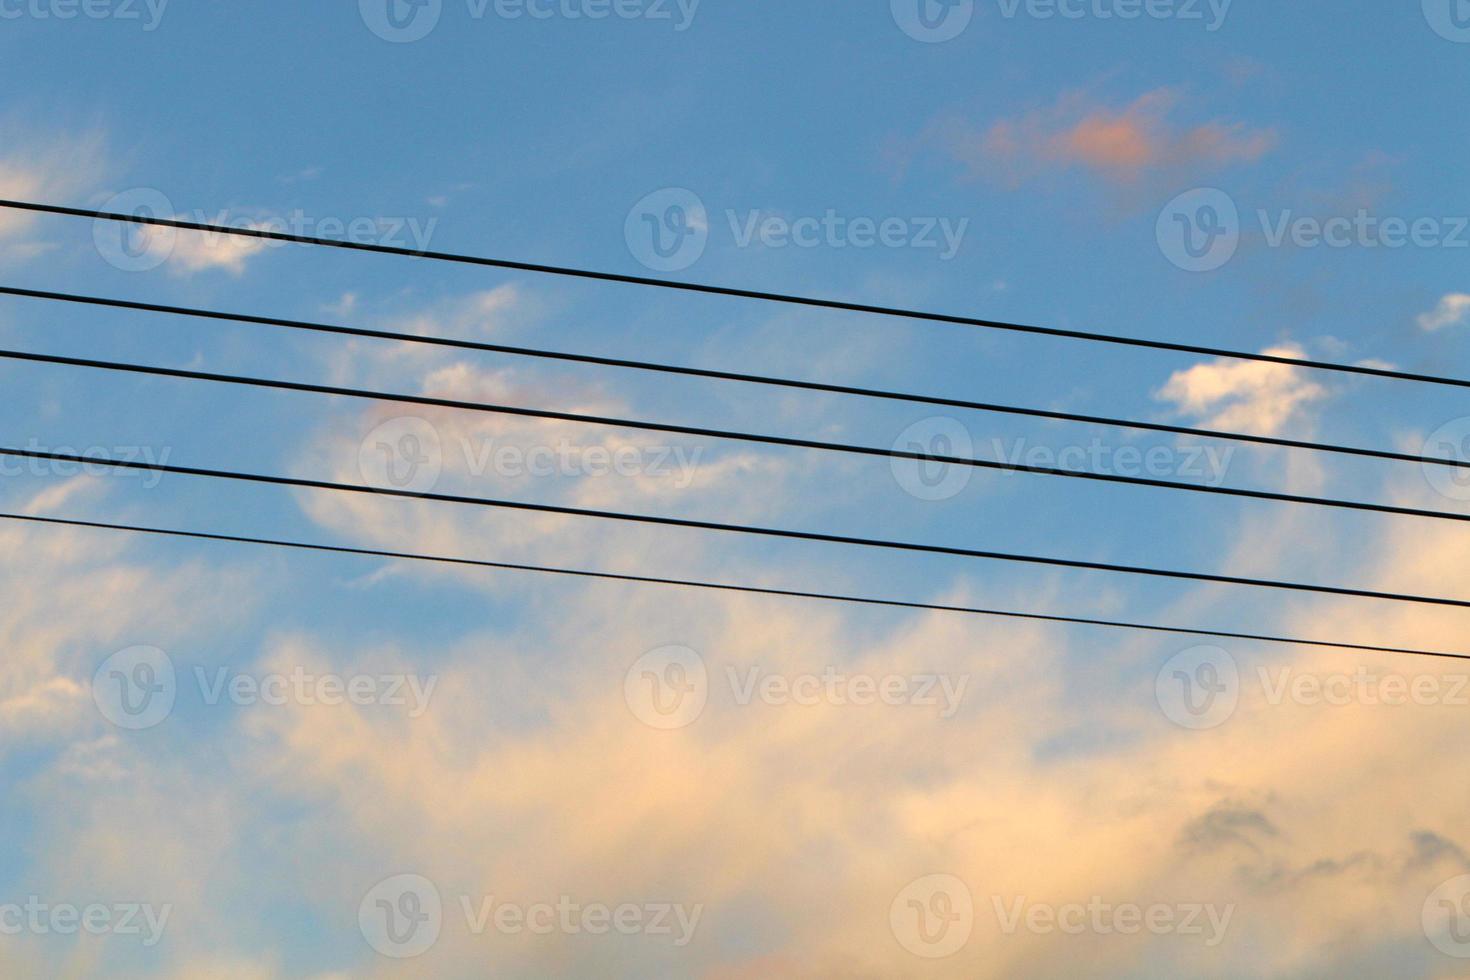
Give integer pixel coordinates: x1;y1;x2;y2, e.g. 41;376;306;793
4;197;1467;390
4;509;1466;662
1;284;1464;473
4;445;1468;610
5;344;1470;525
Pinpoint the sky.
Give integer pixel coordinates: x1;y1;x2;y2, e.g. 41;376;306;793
1;1;1470;977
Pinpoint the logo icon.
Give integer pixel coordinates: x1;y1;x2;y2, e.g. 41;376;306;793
624;645;708;730
93;188;175;273
1157;188;1240;273
891;417;974;502
890;874;974;958
625;188;708;272
359;874;443;958
1156;645;1239;730
360;0;442;42
1424;875;1470;957
92;646;177;730
891;0;974;42
359;417;444;495
1422;418;1470;502
1424;0;1470;42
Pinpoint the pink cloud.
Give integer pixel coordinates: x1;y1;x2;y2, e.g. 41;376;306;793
934;88;1275;187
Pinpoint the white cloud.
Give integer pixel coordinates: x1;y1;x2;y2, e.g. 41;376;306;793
1417;293;1470;332
1156;345;1328;436
116;217;272;277
0;126;108;257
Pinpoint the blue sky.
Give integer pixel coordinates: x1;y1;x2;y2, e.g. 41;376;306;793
1;2;1470;977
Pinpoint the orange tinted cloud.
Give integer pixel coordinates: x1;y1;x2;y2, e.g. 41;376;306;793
940;88;1275;186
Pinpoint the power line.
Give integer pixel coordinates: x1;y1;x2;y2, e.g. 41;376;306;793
6;344;1470;526
4;444;1469;610
4;509;1466;662
2;284;1464;473
5;197;1467;391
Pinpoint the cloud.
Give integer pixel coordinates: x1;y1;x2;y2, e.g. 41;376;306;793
118;217;272;277
1417;294;1470;332
922;88;1275;188
0;125;108;260
1155;345;1328;436
162;221;271;275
